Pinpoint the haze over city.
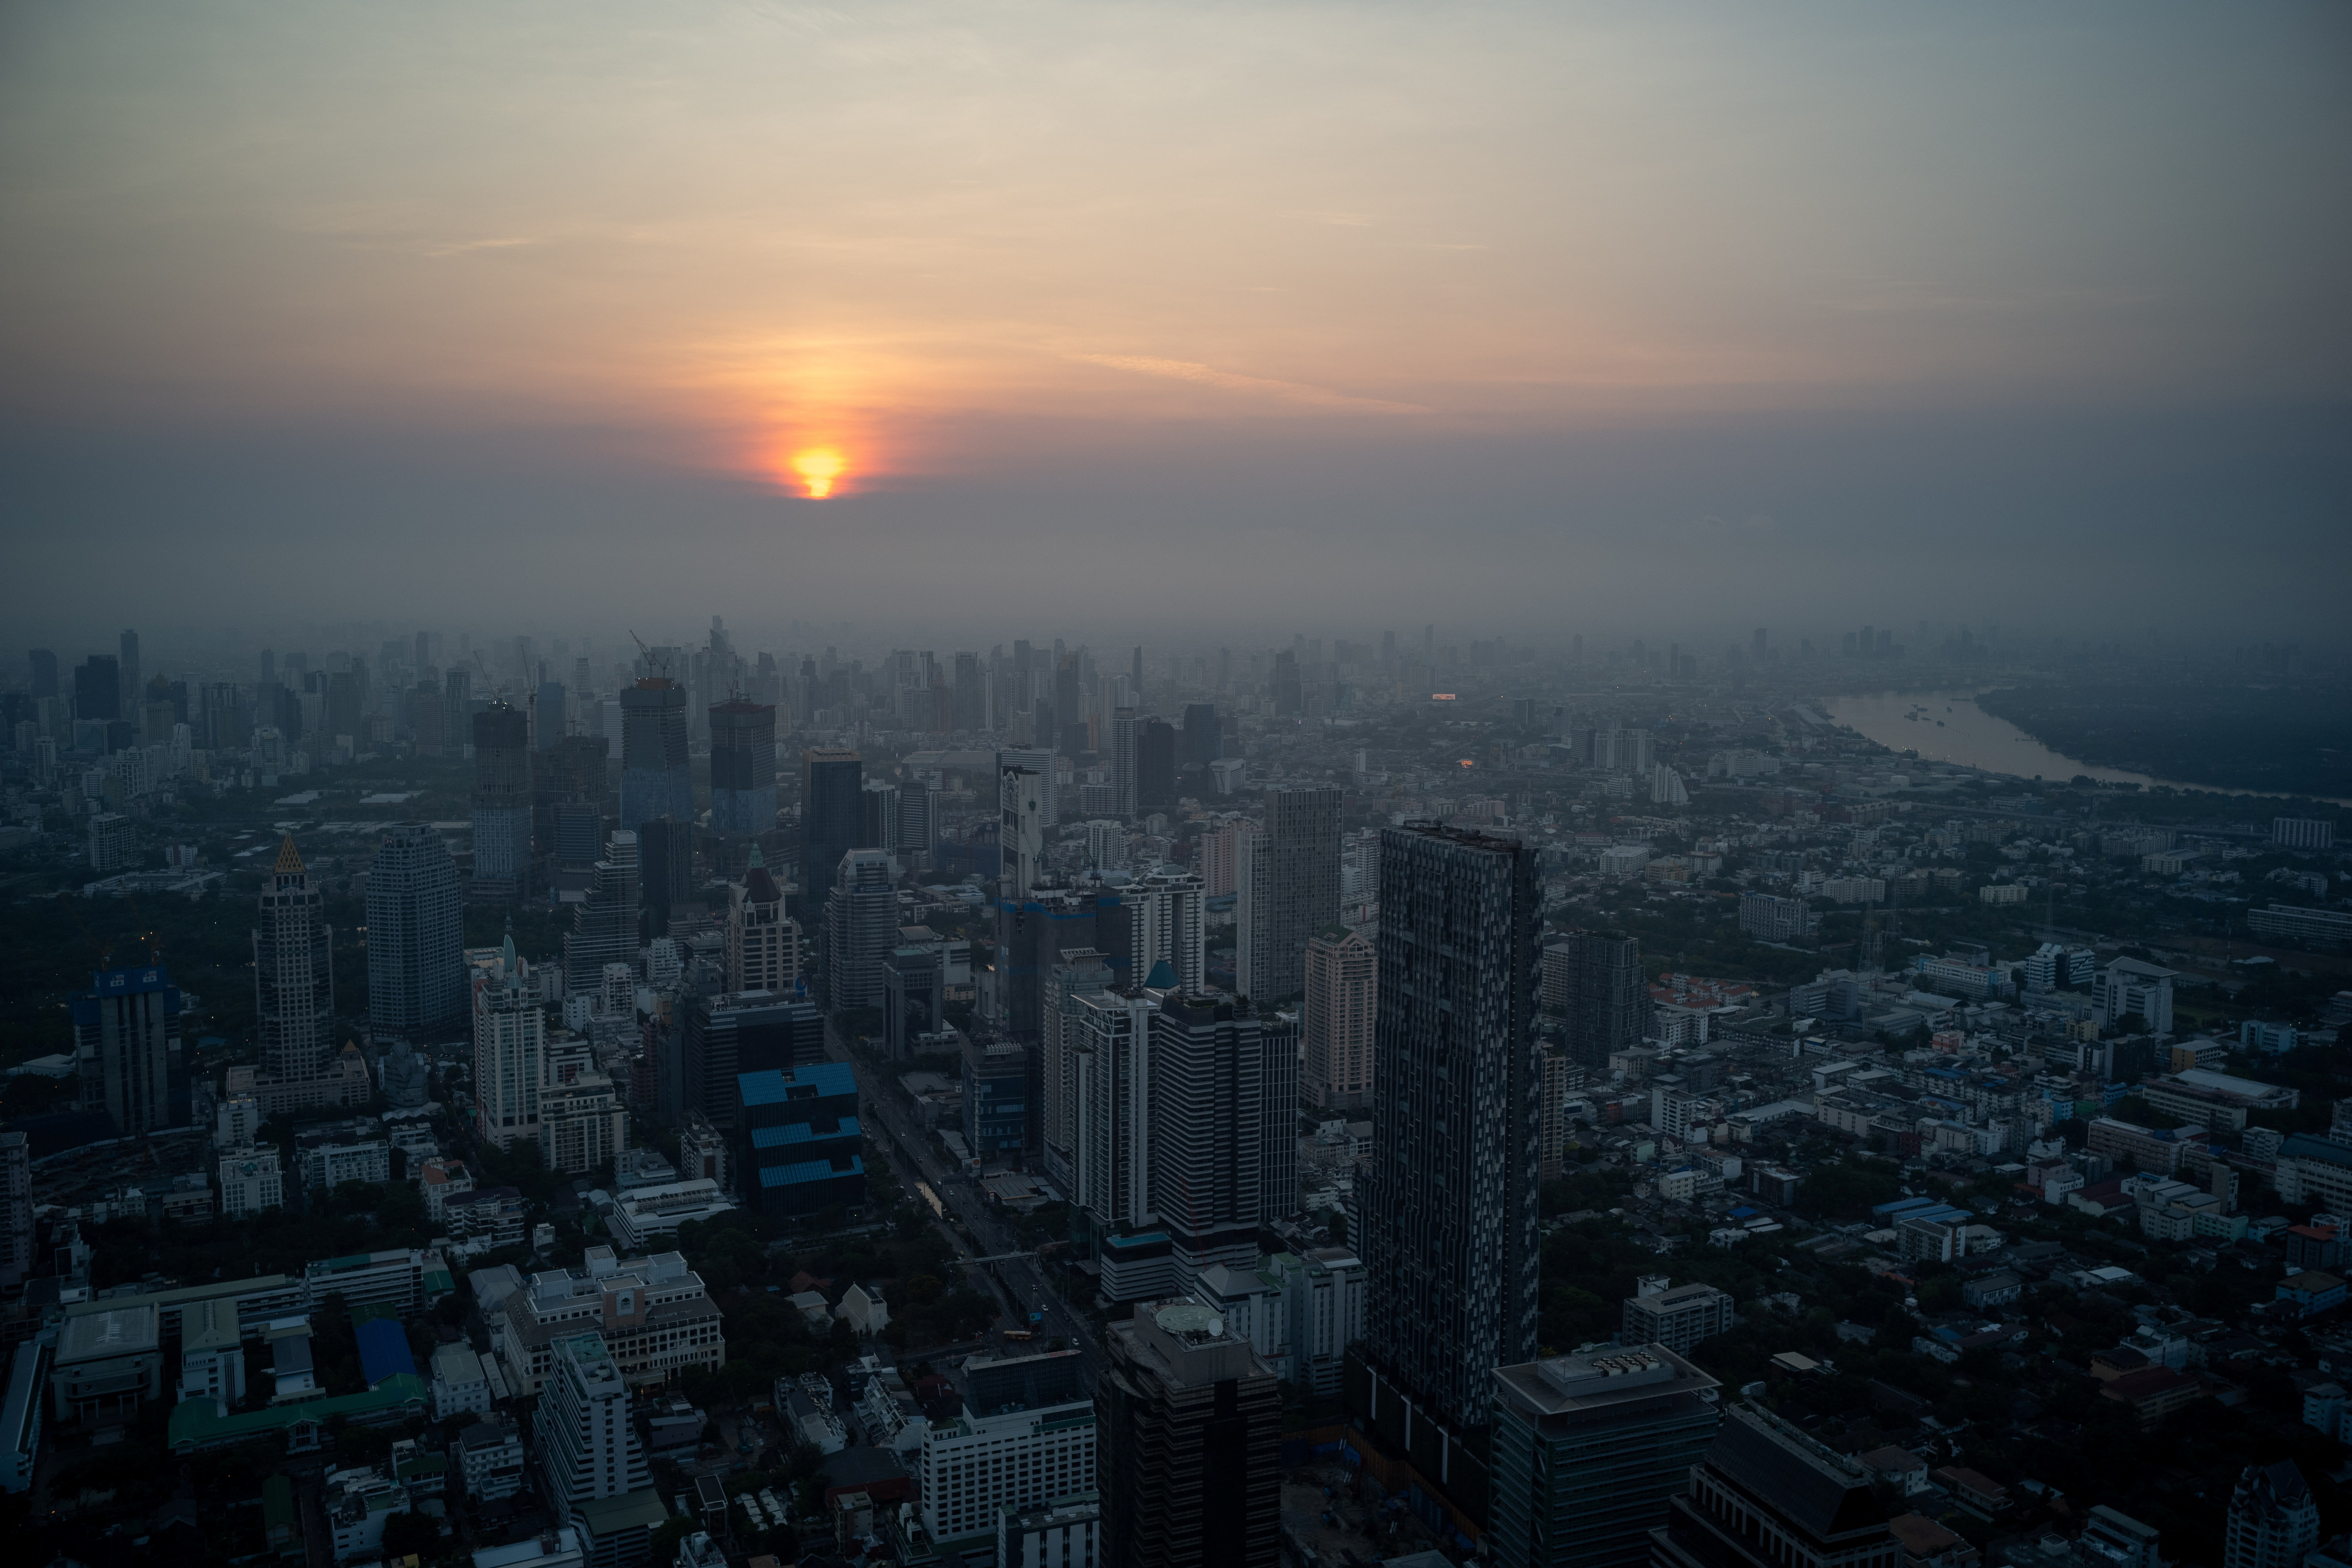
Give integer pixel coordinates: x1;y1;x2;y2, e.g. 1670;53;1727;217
4;1;2348;639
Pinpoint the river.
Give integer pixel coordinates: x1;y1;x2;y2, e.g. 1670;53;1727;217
1821;689;2351;806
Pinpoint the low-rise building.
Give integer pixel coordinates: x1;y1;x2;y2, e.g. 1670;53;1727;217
219;1147;287;1217
325;1465;403;1563
419;1156;474;1223
51;1301;162;1423
303;1248;455;1318
1621;1277;1735;1356
603;1180;738;1252
459;1417;526;1501
494;1245;724;1395
999;1492;1100;1568
431;1341;491;1420
916;1350;1097;1555
2277;1272;2348;1319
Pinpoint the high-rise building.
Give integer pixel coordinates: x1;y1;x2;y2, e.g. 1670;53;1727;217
823;849;897;1010
637;815;693;926
685;994;825;1129
365;824;466;1040
541;1074;628;1175
534;680;566;751
1488;1344;1722;1568
0;1130;35;1289
563;830;641;998
1303;926;1375;1111
117;630;140;719
535;733;609;867
2096;958;2176;1036
1128;867;1205;995
1352;824;1542;1527
1138;717;1177;814
708;698;777;834
725;845;799;995
1148;996;1269;1285
534;1333;662;1566
1557;930;1646;1071
471;701;532;899
734;1062;862;1215
254;836;345;1112
917;1350;1098;1556
800;747;862;900
1179;703;1219;770
1097;1299;1282;1568
2225;1461;2318;1568
1200;816;1253;898
1235;788;1341;1003
1040;947;1113;1186
74;655;122;722
1000;762;1049;898
618;678;690;830
1647;1405;1887;1568
1272;649;1301;716
29;648;59;701
473;936;546;1152
1109;707;1139;819
71;964;185;1137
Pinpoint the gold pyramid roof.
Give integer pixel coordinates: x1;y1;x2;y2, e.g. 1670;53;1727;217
273;835;305;876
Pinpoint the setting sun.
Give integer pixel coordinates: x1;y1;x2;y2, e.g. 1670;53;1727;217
790;447;846;499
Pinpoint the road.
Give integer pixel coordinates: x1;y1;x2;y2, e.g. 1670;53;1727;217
825;1023;1107;1385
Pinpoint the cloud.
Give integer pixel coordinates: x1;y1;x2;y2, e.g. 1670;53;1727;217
1073;354;1428;415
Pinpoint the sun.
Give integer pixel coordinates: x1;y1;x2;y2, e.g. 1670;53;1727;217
789;447;846;498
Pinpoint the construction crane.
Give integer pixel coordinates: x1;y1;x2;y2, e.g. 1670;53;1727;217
471;651;510;704
629;630;671;681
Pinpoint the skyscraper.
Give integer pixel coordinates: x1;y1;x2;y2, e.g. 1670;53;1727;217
71;963;184;1137
472;935;545;1151
1180;702;1219;770
1097;1299;1282;1568
800;746;862;899
725;845;799;995
1109;706;1139;819
537;733;609;873
1149;995;1271;1285
0;1130;31;1289
1647;1406;1889;1568
365;824;466;1040
534;679;566;751
74;654;121;722
823;849;897;1010
564;830;641;998
254;835;342;1112
471;700;532;900
1235;787;1341;1003
28;648;59;701
708;697;777;834
637;815;693;926
1138;717;1176;814
1352;823;1542;1526
1559;929;1646;1071
618;677;690;829
117;630;140;719
999;762;1049;899
1303;925;1375;1111
1128;866;1205;996
1487;1344;1721;1568
534;1333;661;1566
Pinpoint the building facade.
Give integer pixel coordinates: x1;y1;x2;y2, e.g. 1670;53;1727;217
72;964;184;1138
1097;1299;1281;1568
1234;788;1342;1003
365;823;465;1040
1303;926;1375;1111
618;678;691;831
254;835;348;1111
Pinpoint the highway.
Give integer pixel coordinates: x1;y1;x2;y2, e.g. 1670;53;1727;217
825;1023;1107;1386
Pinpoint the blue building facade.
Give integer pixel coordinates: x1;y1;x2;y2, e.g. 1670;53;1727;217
735;1063;864;1218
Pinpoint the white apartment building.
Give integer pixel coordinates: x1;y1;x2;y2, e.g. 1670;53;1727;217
496;1246;725;1396
302;1138;391;1192
431;1340;491;1420
918;1351;1098;1553
218;1147;286;1218
473;938;545;1152
1194;1249;1365;1395
458;1417;526;1502
539;1074;628;1175
1622;1277;1736;1354
534;1334;651;1513
418;1155;473;1222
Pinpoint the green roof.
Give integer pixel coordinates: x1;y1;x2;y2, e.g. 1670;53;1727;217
261;1474;296;1528
573;1488;670;1535
169;1374;429;1453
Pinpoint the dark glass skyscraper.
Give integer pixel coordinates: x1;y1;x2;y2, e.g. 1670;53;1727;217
800;746;862;899
365;822;466;1039
1180;702;1219;769
74;654;121;722
708;698;777;833
1351;822;1542;1527
1559;929;1646;1071
1138;717;1176;813
619;677;691;829
1098;1301;1282;1568
1235;786;1341;1002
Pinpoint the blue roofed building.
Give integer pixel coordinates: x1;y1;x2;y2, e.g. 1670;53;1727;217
355;1317;417;1389
735;1063;865;1218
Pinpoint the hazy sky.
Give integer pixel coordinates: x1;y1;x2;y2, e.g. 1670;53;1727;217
4;2;2347;644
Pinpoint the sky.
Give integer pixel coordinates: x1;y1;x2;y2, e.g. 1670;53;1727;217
3;1;2347;647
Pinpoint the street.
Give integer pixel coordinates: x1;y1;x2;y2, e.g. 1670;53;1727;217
824;1022;1107;1385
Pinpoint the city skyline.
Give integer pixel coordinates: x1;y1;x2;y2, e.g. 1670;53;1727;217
4;2;2347;638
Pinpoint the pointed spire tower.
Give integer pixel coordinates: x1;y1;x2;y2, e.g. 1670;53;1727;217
254;832;337;1111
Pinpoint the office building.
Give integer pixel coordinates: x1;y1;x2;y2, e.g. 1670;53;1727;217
1303;926;1375;1111
1621;1278;1733;1356
564;831;641;998
724;845;798;995
636;815;693;926
218;1147;286;1218
365;824;466;1040
1488;1345;1722;1568
74;654;122;722
618;678;691;831
1000;1495;1101;1568
684;993;824;1128
1648;1406;1894;1568
1097;1299;1281;1568
72;964;185;1138
824;849;898;1010
708;698;776;834
1109;706;1140;819
29;648;59;701
963;1029;1031;1157
882;942;945;1057
254;835;347;1111
471;700;533;899
1149;996;1270;1285
1353;824;1542;1526
2225;1461;2318;1568
116;630;140;718
496;1247;725;1396
1000;761;1050;898
533;1333;666;1568
918;1350;1098;1556
535;680;567;751
537;733;611;872
1138;717;1177;814
1129;866;1206;996
2096;958;2176;1036
473;936;546;1151
800;747;863;901
1235;787;1342;1002
1556;930;1646;1071
1180;703;1219;769
542;1075;628;1174
0;1131;30;1290
734;1063;864;1217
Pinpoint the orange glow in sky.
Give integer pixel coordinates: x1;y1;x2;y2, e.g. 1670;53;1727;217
789;447;846;499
